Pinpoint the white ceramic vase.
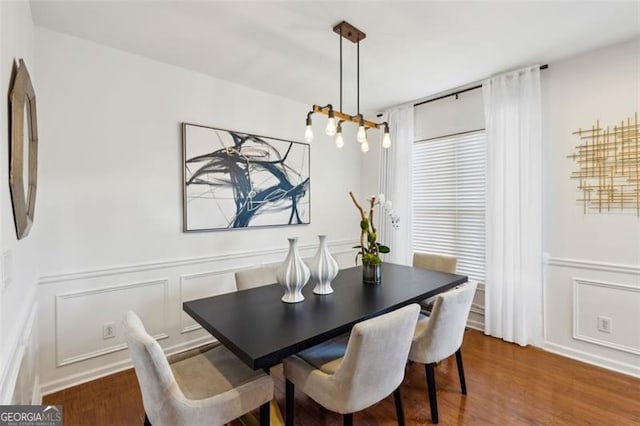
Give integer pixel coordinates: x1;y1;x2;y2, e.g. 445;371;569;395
276;237;310;303
310;235;339;295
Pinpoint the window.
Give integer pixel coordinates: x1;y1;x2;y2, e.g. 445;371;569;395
412;130;486;283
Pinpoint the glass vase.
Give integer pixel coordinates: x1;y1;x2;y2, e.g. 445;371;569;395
362;263;381;284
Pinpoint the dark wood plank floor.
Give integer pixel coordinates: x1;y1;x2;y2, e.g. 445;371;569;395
43;330;640;425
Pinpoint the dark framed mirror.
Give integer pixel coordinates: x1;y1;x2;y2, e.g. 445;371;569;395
9;59;38;240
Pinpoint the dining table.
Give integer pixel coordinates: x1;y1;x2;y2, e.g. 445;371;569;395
183;262;468;370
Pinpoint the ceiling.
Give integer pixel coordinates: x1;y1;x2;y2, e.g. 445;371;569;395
30;1;640;112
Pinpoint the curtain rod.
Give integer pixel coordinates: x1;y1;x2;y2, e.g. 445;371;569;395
414;64;548;108
377;64;549;116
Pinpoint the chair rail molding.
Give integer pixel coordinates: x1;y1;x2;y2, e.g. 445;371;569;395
546;257;640;275
55;279;169;367
39;239;359;285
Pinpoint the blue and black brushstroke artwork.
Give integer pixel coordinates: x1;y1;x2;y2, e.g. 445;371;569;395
183;124;310;231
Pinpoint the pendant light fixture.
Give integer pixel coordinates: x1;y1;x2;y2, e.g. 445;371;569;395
304;21;390;151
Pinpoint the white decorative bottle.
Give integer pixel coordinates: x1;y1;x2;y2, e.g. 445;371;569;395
310;234;339;295
276;237;310;303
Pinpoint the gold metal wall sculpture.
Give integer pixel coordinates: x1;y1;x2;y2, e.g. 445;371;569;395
569;113;639;216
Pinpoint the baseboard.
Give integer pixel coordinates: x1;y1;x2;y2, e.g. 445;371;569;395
543;341;640;379
40;335;215;397
466;319;484;332
40;358;132;398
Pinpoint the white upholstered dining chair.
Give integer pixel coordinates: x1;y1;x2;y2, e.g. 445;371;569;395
412;252;458;312
283;304;421;426
235;266;278;291
123;311;273;426
408;281;477;424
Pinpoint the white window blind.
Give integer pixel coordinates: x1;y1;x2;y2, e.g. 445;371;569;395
412;130;486;283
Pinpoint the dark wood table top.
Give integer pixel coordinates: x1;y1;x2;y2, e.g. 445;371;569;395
183;262;467;369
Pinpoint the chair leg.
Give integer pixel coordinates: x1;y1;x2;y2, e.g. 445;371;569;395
343;413;353;426
285;379;294;426
393;387;406;426
259;401;270;426
455;348;467;395
425;363;439;424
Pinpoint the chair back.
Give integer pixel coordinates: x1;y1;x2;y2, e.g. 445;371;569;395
413;252;457;274
123;311;180;424
411;282;477;364
334;304;420;412
235;266;277;291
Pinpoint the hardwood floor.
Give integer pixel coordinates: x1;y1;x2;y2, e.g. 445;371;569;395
43;330;640;425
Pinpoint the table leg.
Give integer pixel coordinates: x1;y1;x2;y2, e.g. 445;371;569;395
239;399;284;426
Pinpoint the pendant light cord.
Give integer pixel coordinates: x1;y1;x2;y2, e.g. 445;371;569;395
357;38;360;116
340;27;343;113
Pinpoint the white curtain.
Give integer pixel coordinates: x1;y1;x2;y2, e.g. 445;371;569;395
379;105;414;265
483;65;543;347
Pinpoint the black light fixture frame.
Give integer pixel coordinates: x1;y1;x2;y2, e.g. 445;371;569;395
305;21;389;141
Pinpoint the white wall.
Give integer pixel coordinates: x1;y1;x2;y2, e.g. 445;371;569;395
543;38;640;377
0;0;40;404
413;88;485;142
34;27;361;393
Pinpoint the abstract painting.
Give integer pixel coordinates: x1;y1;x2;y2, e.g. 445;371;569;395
182;123;310;231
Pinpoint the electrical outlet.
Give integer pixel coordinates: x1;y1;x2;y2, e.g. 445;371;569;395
597;316;612;334
103;322;116;339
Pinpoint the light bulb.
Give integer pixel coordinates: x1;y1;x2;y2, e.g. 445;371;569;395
356;125;366;143
304;124;314;142
361;139;370;153
382;132;391;148
335;132;344;148
325;117;337;136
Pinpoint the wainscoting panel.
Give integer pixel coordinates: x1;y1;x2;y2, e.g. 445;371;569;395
55;279;169;367
41;239;487;393
179;267;244;333
573;278;640;355
544;256;640;378
38;239;360;396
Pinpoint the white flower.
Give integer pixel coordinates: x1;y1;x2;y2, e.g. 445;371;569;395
377;194;385;204
384;200;393;211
